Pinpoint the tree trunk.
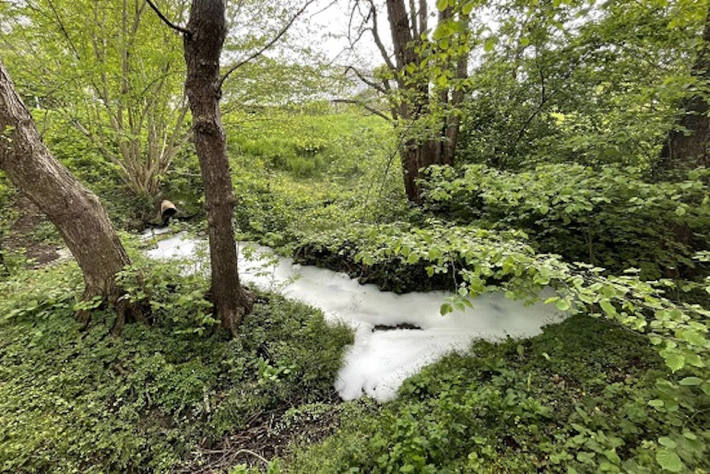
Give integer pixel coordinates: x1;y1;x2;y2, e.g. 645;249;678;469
381;0;468;203
0;60;137;327
401;138;453;202
183;0;252;336
661;4;710;169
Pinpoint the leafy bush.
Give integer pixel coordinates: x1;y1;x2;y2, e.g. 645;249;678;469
288;219;710;471
422;164;710;279
285;315;708;473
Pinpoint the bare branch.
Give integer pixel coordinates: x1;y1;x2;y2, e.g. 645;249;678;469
47;0;81;60
409;0;418;39
332;98;391;122
219;0;317;89
344;65;388;94
367;1;396;71
418;0;427;36
145;0;192;37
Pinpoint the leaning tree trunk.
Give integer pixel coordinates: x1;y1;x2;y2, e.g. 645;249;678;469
661;3;710;169
183;0;253;336
0;60;137;327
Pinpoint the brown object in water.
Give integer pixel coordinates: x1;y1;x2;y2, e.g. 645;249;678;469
160;200;177;225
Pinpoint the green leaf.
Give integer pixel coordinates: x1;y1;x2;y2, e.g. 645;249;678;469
436;0;448;12
648;399;664;408
484;37;496;52
556;299;571;311
655;449;683;472
663;353;685;372
599;300;617;317
678;377;702;386
658;437;676;449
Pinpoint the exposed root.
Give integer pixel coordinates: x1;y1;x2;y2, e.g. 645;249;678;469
111;298;149;337
215;287;256;337
73;285;150;336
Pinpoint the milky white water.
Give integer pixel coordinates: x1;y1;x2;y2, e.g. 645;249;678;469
144;231;566;402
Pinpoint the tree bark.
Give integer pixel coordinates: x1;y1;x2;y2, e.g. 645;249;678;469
183;0;252;336
0;60;137;327
378;1;468;202
661;3;710;169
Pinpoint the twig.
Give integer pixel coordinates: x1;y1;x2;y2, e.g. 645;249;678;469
219;0;317;89
234;449;268;465
145;0;192;37
47;0;81;60
332;99;391;122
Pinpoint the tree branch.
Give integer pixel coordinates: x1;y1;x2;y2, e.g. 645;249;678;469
145;0;192;37
47;0;81;60
219;0;317;89
367;1;396;71
332;99;391;122
345;65;388;94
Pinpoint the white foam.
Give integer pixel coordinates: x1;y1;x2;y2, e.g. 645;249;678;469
146;233;565;402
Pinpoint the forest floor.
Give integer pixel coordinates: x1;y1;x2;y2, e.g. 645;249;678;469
0;194;62;267
0;212;673;473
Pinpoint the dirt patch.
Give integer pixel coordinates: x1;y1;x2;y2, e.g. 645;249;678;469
1;194;62;267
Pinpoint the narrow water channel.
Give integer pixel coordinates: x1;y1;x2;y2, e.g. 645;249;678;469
145;232;565;402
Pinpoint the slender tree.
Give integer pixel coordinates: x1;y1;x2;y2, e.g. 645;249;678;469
0;60;141;329
0;0;191;199
146;0;314;335
182;0;253;335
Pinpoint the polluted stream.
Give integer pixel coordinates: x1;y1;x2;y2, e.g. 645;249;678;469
145;231;566;402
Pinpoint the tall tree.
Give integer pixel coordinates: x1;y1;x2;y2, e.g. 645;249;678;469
661;3;710;169
147;0;314;334
182;0;253;335
350;0;471;202
0;60;140;328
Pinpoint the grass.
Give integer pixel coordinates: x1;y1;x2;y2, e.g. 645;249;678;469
1;109;707;473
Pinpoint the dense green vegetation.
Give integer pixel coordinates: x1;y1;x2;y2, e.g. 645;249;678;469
2;0;710;472
0;255;352;472
287;316;678;473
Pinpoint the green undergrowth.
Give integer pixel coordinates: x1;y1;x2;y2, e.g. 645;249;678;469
225;107;392;178
422;164;710;280
283;315;705;473
0;260;353;473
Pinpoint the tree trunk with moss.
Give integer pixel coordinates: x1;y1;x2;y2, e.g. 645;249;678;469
661;4;710;169
0;60;138;327
183;0;253;335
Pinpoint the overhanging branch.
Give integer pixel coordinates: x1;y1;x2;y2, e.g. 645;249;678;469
219;0;317;89
332;99;391;122
145;0;192;37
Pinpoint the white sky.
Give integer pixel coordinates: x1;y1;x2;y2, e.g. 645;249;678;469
298;0;395;68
